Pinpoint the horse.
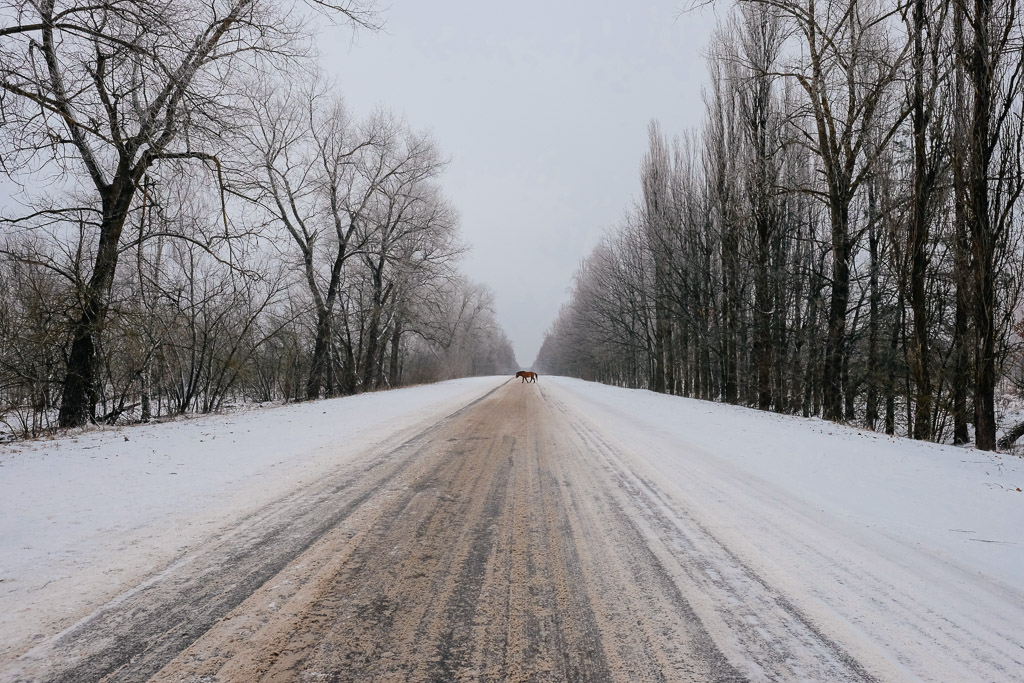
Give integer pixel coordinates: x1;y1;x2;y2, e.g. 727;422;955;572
515;370;538;383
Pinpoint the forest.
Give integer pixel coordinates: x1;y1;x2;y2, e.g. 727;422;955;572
536;0;1024;450
0;0;516;438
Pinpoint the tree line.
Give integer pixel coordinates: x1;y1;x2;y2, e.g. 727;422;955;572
536;0;1024;450
0;0;516;438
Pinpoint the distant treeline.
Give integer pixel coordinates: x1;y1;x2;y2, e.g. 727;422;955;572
536;0;1024;450
0;1;517;439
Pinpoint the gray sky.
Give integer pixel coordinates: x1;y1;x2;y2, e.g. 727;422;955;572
320;2;720;365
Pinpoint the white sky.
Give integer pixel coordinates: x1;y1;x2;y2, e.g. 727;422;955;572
318;1;720;365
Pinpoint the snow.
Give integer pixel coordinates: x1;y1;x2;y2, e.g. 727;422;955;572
544;377;1024;681
2;373;1021;679
546;377;1023;588
0;376;505;660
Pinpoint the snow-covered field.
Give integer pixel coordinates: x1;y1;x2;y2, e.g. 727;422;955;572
1;375;1021;679
0;377;506;661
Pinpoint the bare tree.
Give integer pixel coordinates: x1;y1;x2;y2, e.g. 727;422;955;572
748;0;910;420
357;144;456;390
0;0;379;426
544;0;1022;451
640;121;674;393
403;279;517;383
244;81;386;399
948;0;1024;450
897;0;950;439
722;6;787;409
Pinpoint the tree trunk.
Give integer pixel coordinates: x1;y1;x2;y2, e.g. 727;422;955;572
361;267;385;391
823;200;850;421
306;309;332;400
653;282;667;393
722;227;739;404
341;339;358;395
388;320;403;387
843;300;859;422
680;325;691;397
966;0;997;451
754;241;772;410
865;196;881;430
908;0;933;440
883;286;900;435
802;280;819;418
58;186;136;427
952;238;972;445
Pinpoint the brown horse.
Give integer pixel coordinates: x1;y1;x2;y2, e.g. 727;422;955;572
515;371;538;383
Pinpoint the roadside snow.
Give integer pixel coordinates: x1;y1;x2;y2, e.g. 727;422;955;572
545;377;1024;682
0;377;505;660
547;377;1023;588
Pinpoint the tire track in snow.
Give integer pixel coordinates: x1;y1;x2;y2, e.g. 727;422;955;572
545;380;1023;681
4;383;511;683
151;381;741;681
543;385;878;682
6;379;925;682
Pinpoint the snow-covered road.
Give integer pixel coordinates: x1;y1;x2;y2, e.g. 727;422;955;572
1;377;1021;681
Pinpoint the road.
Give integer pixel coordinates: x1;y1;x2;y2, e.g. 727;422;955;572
3;380;1009;682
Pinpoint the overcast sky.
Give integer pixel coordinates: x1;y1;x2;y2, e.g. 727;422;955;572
319;1;720;365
